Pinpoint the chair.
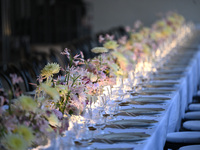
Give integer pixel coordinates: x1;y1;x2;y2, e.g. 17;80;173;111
164;131;200;150
20;60;37;91
188;104;200;111
0;73;14;99
179;145;200;150
184;111;200;120
183;121;200;131
5;63;29;94
72;38;90;60
29;55;41;77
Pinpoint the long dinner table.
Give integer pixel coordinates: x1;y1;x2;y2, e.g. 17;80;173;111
39;28;200;150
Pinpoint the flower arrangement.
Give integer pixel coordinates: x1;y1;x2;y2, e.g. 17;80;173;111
0;95;54;150
35;12;188;117
36;49;88;116
0;12;191;150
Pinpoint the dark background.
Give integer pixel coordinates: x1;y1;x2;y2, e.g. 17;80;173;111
1;0;200;66
0;0;92;66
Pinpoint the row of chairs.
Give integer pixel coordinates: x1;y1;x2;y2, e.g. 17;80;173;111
0;51;68;102
30;26;128;71
62;26;128;60
164;94;200;149
0;26;128;98
31;26;128;66
0;60;38;99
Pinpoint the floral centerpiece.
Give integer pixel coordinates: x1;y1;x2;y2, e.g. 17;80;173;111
0;95;56;150
0;11;191;150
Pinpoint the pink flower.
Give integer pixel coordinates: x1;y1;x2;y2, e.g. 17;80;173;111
118;36;127;45
93;83;99;88
134;20;142;29
61;48;71;59
99;35;105;43
10;74;23;85
79;92;86;101
4;116;17;131
99;71;106;80
108;78;116;86
73;61;80;66
80;51;84;59
24;121;31;126
52;109;63;120
125;26;131;32
71;94;79;102
74;54;80;59
105;34;114;40
61;48;70;55
82;76;90;84
133;43;143;51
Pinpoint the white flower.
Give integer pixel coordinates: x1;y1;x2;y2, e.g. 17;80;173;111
103;40;119;50
47;113;61;127
91;47;108;53
41;63;60;78
17;96;37;112
89;73;98;82
40;83;60;101
14;125;35;145
2;134;28;150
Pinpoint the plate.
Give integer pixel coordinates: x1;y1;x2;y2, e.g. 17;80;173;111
145;81;179;88
131;91;172;96
152;77;179;81
166;64;188;67
116;108;164;116
92;132;150;143
93;148;133;150
152;74;183;80
161;66;186;71
105;119;157;128
144;88;176;92
156;72;184;76
145;84;175;88
142;88;177;93
157;69;185;73
132;97;170;103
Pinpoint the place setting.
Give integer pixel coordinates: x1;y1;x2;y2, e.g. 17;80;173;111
103;119;158;129
125;96;171;105
91;132;150;144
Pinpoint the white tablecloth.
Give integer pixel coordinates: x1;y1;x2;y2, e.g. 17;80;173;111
44;46;200;150
83;48;200;150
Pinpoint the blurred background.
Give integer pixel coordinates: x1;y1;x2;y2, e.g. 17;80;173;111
1;0;200;66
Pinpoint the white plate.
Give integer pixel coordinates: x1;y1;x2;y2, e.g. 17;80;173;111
93;132;150;143
105;119;157;128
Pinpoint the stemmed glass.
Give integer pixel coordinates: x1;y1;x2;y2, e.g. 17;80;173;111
51;115;84;150
104;99;119;121
83;95;107;137
66;114;93;148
